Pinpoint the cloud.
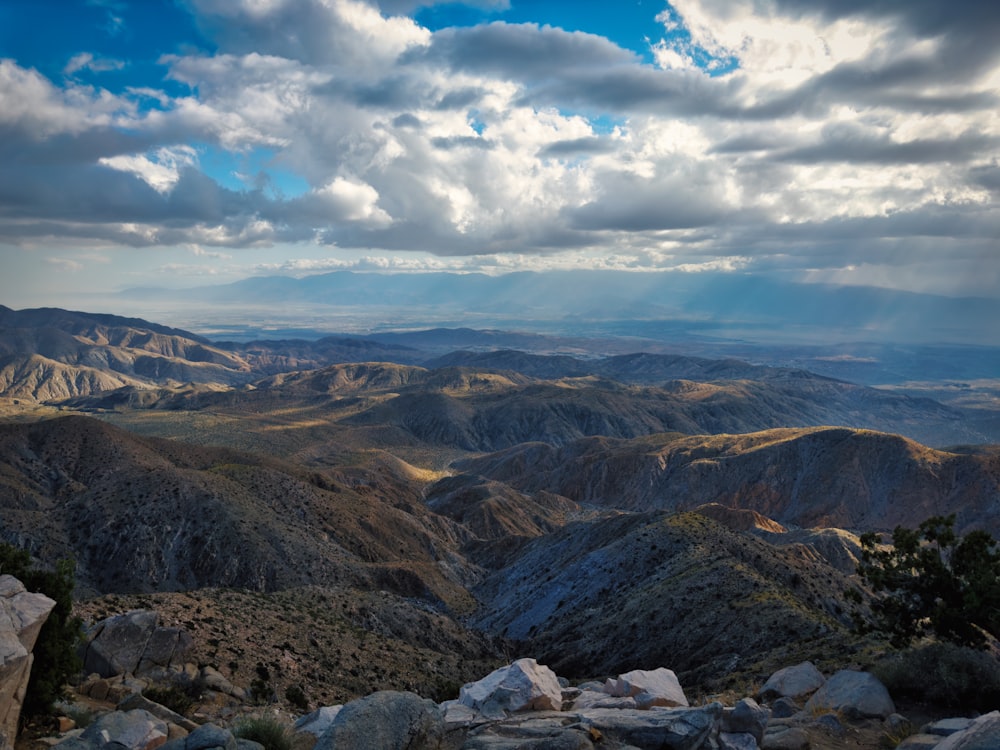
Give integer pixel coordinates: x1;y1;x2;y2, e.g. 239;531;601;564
1;0;998;301
64;52;126;75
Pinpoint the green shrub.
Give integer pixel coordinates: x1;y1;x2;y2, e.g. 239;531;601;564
872;642;1000;711
232;717;292;750
284;685;308;712
0;544;83;718
853;515;1000;648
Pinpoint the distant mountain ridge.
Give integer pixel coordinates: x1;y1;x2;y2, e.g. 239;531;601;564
119;269;1000;345
450;427;1000;535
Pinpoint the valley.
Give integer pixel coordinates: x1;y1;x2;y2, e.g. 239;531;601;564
1;305;999;708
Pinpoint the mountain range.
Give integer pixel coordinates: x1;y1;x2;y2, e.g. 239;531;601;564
2;303;999;700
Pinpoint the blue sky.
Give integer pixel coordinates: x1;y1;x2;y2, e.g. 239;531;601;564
1;0;998;309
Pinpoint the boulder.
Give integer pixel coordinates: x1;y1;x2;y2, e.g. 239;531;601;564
136;629;194;676
719;733;759;750
183;723;237;750
82;611;193;679
117;693;198;732
759;662;825;701
722;698;768;743
570;691;637;711
293;706;343;738
459;659;563;718
0;575;56;750
761;725;809;750
768;698;799;719
82;611;158;678
460;714;596;749
935;711;1000;750
604;668;688;708
804;669;895;719
575;703;723;750
314;691;444;750
56;709;169;750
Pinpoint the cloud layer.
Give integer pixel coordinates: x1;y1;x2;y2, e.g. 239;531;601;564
1;0;998;297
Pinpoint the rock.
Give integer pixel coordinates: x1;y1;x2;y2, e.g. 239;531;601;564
603;668;688;708
0;575;56;750
461;715;596;750
768;698;799;719
82;611;160;678
759;662;825;701
575;703;723;750
935;711;1000;749
761;725;809;750
117;693;198;732
924;718;975;736
722;698;768;743
183;723;237;750
459;659;563;718
199;668;237;698
293;706;343;738
719;733;759;750
804;669;895;719
315;691;444;750
58;717;76;733
136;629;194;676
813;712;846;737
570;691;637;711
82;612;193;680
65;709;169;750
439;700;489;729
898;736;946;749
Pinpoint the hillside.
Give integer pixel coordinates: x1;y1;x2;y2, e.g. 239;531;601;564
0;415;475;608
470;511;866;688
451;427;1000;534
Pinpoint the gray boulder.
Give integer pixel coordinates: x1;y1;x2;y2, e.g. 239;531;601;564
293;706;343;738
935;712;1000;749
759;662;824;701
722;698;768;743
719;733;759;750
576;703;723;750
183;723;237;750
804;669;895;719
461;714;596;749
315;691;445;750
604;668;688;708
459;659;563;718
0;575;55;750
82;611;193;679
56;709;169;750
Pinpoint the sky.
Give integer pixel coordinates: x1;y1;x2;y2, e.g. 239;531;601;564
1;0;999;309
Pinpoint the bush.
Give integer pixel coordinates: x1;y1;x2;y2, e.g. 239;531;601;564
284;684;309;712
232;717;292;750
853;515;1000;647
0;544;83;718
872;642;1000;712
143;684;196;716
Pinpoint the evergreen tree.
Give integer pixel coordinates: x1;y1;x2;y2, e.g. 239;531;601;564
0;544;83;718
853;515;1000;648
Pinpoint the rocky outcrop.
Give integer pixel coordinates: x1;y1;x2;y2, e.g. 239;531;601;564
0;575;56;750
458;659;563;718
313;691;445;750
759;662;825;702
81;611;193;679
604;668;688;708
54;709;168;750
804;669;895;719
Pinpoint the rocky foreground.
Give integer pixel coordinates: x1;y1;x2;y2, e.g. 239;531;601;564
9;608;994;750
